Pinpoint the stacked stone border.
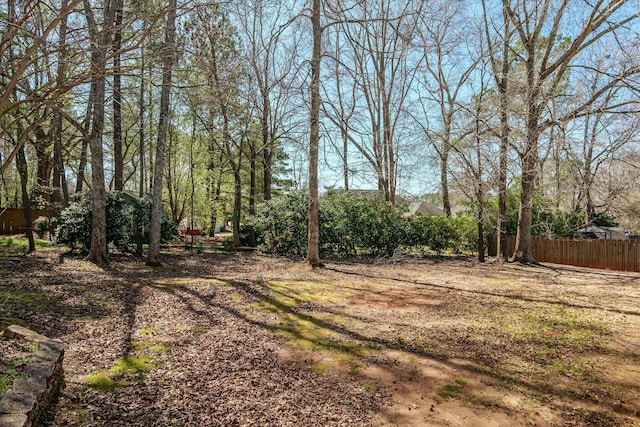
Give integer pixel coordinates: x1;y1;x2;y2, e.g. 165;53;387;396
0;325;64;427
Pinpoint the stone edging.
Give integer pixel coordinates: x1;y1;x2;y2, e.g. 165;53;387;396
0;325;64;427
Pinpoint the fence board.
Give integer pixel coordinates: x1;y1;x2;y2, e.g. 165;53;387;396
489;236;640;273
0;208;49;235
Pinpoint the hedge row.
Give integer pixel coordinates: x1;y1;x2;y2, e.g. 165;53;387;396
248;190;477;258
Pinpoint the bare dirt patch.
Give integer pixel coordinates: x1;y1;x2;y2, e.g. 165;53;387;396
1;249;639;426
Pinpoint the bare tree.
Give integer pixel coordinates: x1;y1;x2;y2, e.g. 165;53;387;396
234;0;302;201
414;0;481;216
503;0;639;263
333;0;424;203
481;0;513;262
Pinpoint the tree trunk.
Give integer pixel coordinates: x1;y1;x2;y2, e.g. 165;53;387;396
147;0;176;266
52;0;70;212
262;96;273;201
248;139;257;247
440;151;451;216
511;99;540;263
84;0;116;266
16;142;35;252
306;0;321;267
232;169;242;248
113;0;123;191
136;11;146;255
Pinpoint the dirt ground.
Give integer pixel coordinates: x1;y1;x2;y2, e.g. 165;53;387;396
1;247;639;426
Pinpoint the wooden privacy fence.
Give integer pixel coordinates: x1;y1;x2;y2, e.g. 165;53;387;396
0;208;49;235
488;236;640;272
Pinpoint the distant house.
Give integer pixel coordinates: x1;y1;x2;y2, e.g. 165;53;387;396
576;226;627;240
330;189;466;217
402;201;444;217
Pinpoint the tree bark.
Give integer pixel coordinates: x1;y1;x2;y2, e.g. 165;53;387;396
306;0;321;267
84;0;116;266
16;142;35;252
248;138;257;247
52;0;70;211
147;0;176;266
113;0;124;191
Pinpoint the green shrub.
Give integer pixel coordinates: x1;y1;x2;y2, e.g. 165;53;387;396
55;191;178;253
251;190;408;258
250;190;308;257
33;216;50;239
127;197;179;249
321;191;407;257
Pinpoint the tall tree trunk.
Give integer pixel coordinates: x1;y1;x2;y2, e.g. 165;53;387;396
482;0;511;262
52;0;70;212
262;96;273;201
440;150;451;216
248;138;257;247
306;0;321;267
16;143;35;252
232;168;242;247
84;0;116;266
511;89;541;263
113;0;123;191
208;147;223;237
76;86;93;193
147;0;176;266
135;5;146;255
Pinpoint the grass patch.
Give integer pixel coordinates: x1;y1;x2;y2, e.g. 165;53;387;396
0;237;51;256
362;381;377;390
435;378;467;403
137;328;156;337
247;280;374;366
86;356;155;391
311;363;330;375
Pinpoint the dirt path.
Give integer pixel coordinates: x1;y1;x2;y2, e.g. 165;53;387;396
2;250;639;426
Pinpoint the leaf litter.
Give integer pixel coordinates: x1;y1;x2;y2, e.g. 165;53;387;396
0;249;639;426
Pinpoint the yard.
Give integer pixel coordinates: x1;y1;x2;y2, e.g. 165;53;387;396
1;247;639;426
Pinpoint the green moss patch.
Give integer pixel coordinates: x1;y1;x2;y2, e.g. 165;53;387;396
362;381;378;390
246;280;375;366
86;356;155;391
86;372;129;391
311;364;330;375
435;378;467;403
137;328;156;337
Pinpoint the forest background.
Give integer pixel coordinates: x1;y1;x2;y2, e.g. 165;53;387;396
1;0;639;265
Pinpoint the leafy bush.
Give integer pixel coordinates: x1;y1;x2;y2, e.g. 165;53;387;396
33;216;50;239
321;191;407;257
251;190;407;258
250;190;308;257
127;197;179;249
408;215;470;254
55;191;178;253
